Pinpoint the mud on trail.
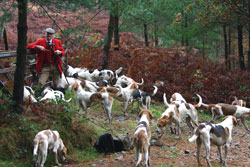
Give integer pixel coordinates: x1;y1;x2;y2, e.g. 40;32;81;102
65;109;250;167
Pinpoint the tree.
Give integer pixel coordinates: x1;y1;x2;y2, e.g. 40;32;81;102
13;0;28;113
102;13;115;69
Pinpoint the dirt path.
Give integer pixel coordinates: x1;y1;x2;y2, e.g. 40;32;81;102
65;111;250;167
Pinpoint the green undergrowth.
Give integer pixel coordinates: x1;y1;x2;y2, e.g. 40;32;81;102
0;90;101;167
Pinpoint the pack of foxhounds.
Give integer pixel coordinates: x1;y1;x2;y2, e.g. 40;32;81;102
24;65;249;167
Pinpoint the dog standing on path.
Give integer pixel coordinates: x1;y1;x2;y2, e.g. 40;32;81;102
33;129;67;167
188;116;237;167
133;109;153;167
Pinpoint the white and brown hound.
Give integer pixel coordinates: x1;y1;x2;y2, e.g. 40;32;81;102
33;129;67;167
71;82;117;124
39;87;71;104
170;92;187;104
156;93;202;138
189;116;237;167
134;109;153;167
74;67;122;83
232;96;246;107
131;86;158;110
24;86;37;103
66;65;83;77
115;75;144;88
201;101;250;132
112;81;144;116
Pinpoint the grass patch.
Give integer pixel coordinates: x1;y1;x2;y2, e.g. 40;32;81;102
155;165;174;167
197;110;212;122
151;102;165;118
162;147;176;152
70;147;101;162
170;153;179;158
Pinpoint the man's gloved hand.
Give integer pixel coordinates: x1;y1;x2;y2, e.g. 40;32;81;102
55;50;62;56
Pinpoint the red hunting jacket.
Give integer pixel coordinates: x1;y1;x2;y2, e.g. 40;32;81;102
26;38;65;74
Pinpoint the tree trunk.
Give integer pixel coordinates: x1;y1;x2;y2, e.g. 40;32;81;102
228;25;231;55
114;14;119;51
237;24;245;70
185;14;188;46
223;24;228;70
202;34;205;59
228;24;232;70
0;20;5;45
248;2;250;70
102;13;115;69
143;23;149;47
154;23;158;47
3;27;8;50
13;0;28;113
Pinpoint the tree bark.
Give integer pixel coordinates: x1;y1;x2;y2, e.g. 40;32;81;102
237;24;245;70
228;24;232;70
154;23;158;47
184;14;188;46
202;34;205;59
248;1;250;70
102;13;115;69
0;20;5;45
144;23;149;47
13;0;28;113
3;27;8;50
228;25;231;55
114;14;119;51
223;24;228;70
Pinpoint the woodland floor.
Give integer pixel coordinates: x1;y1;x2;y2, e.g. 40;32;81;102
64;102;250;167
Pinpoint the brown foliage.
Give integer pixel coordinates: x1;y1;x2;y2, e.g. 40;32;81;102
68;32;250;105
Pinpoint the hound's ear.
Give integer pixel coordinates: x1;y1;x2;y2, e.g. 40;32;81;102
80;81;86;87
130;83;137;89
72;83;78;91
169;112;174;118
232;116;237;126
138;110;143;118
148;110;154;120
162;115;168;120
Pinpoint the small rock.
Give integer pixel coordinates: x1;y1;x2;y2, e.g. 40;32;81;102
121;151;127;154
235;142;240;147
179;162;186;166
184;150;190;154
115;155;123;161
151;139;164;147
91;164;96;167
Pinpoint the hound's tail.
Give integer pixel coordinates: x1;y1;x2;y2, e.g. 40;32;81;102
137;78;144;86
65;98;72;102
163;93;170;108
151;86;158;96
188;124;204;142
193;94;202;108
188;133;198;143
